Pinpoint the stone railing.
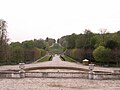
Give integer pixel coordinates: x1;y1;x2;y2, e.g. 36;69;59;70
0;62;120;80
0;71;120;80
93;73;120;80
25;72;88;79
0;72;20;79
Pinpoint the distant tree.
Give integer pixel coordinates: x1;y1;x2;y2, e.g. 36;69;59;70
112;33;120;48
34;39;46;49
10;46;24;64
117;30;120;35
75;34;86;48
76;30;94;49
58;36;67;47
57;38;59;43
45;37;49;42
99;28;107;44
10;42;21;47
90;36;97;48
66;33;77;49
22;40;34;48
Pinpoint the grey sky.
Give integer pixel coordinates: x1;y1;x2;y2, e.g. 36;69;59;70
0;0;120;42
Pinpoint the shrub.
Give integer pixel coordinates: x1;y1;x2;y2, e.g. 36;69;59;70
93;46;111;64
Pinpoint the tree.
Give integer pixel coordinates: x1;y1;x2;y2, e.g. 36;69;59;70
34;39;46;49
76;30;94;49
0;19;9;64
105;40;118;49
22;40;34;48
93;46;111;65
99;28;107;44
66;33;77;49
58;36;67;47
0;19;8;42
76;34;86;48
10;46;24;64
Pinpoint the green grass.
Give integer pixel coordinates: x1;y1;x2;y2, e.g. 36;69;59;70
49;43;65;54
60;55;77;63
33;55;52;63
49;48;65;54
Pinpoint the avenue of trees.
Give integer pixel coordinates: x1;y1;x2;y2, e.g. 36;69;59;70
0;19;120;67
58;29;120;66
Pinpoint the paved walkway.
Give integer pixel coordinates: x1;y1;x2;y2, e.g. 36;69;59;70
0;55;119;72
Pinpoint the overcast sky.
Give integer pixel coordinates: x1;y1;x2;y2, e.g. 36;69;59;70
0;0;120;42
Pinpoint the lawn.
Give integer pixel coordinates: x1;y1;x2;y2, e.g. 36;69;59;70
33;55;52;63
60;55;77;63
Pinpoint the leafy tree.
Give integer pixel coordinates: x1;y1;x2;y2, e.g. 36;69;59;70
75;34;86;48
46;38;56;46
66;33;77;49
93;46;111;65
58;36;67;47
10;42;21;47
0;19;9;64
10;46;24;64
105;40;118;49
76;30;94;49
34;39;46;49
22;40;34;48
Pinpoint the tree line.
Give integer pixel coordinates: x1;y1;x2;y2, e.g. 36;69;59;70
0;19;55;65
58;29;120;66
1;19;120;66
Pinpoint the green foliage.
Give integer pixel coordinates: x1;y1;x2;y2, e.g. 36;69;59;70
0;19;9;64
1;20;120;67
8;40;46;64
64;48;93;63
22;39;46;49
22;40;34;48
105;40;118;49
10;46;24;64
45;37;56;46
34;39;46;49
38;55;52;62
49;43;65;54
60;55;76;62
70;49;77;59
75;35;86;48
24;48;46;63
58;36;67;47
93;46;111;63
66;33;77;49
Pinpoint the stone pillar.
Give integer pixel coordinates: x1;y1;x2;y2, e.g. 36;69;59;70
88;63;94;79
19;63;25;78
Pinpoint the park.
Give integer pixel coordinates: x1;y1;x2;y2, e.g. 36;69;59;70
0;14;120;89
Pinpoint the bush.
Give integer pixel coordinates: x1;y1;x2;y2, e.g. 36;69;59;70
93;46;111;64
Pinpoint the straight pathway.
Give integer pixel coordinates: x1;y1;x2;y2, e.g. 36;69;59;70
0;55;119;72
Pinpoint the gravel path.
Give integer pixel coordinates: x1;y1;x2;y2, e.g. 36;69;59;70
0;78;120;90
